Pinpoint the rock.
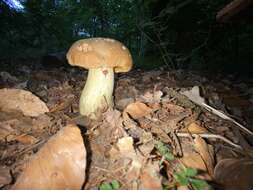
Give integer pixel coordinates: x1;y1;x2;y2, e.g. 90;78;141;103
0;88;49;117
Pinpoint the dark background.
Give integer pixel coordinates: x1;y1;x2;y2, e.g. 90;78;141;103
0;0;253;75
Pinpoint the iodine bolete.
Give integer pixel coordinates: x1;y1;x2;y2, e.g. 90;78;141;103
67;38;133;119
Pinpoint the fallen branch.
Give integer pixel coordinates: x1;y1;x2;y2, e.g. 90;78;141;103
181;86;253;136
177;132;242;149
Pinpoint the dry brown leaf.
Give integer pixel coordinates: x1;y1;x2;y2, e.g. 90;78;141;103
11;124;86;190
139;162;163;190
14;134;38;144
49;97;74;112
139;90;163;103
214;158;253;190
0;166;12;188
116;137;143;183
182;122;208;134
163;103;185;115
182;87;253;136
0;122;15;140
177;186;190;190
194;136;214;177
117;136;135;154
116;97;135;110
104;109;122;128
123;101;152;119
0;88;49;117
181;152;212;180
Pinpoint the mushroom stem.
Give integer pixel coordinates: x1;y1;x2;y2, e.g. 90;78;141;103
79;67;114;119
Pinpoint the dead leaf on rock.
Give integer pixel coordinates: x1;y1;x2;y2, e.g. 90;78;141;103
214;158;253;190
11;124;86;190
0;88;49;117
194;136;214;177
0;112;34;141
124;102;153;119
32;114;52;131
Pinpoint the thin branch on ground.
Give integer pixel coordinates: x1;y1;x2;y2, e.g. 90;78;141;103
176;132;242;149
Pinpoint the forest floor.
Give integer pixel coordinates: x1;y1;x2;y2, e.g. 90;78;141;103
0;60;253;190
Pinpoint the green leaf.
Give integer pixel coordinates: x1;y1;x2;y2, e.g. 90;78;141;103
164;152;175;161
155;141;175;161
184;168;198;177
190;178;209;190
99;183;113;190
175;173;189;186
111;180;120;190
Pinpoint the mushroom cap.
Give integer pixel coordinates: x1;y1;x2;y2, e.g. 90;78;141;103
66;38;133;73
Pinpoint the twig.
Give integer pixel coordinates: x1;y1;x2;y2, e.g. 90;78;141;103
202;102;253;136
176;132;242;149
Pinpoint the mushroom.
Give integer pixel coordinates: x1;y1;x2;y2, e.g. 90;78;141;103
67;38;133;119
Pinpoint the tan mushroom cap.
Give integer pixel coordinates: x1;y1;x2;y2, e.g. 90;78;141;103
66;38;133;73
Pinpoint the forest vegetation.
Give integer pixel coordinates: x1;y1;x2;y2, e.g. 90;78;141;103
0;0;253;74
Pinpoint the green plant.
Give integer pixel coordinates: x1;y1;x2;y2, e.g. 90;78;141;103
155;141;209;190
99;180;121;190
172;167;209;190
155;141;175;161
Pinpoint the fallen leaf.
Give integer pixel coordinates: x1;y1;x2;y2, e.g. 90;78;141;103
11;124;86;190
194;136;214;177
180;152;211;180
181;87;253;136
0;71;19;84
49;97;74;112
214;158;253;190
181;86;205;106
116;97;135;110
163;103;185;115
0;166;12;188
139;90;163;103
0;122;15;140
117;136;135;155
116;137;143;183
177;186;190;190
124;102;153;119
139;162;163;190
15;134;38;144
181;122;208;134
104;109;122;128
0;88;49;117
138;132;155;156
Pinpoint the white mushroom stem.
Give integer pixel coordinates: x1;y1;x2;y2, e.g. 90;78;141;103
79;67;114;119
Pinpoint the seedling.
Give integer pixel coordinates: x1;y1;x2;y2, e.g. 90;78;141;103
99;180;121;190
155;141;175;161
155;141;209;190
172;167;209;190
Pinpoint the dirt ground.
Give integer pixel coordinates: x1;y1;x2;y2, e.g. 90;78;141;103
0;60;253;190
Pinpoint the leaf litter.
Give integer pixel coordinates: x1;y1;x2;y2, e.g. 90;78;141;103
0;64;252;190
